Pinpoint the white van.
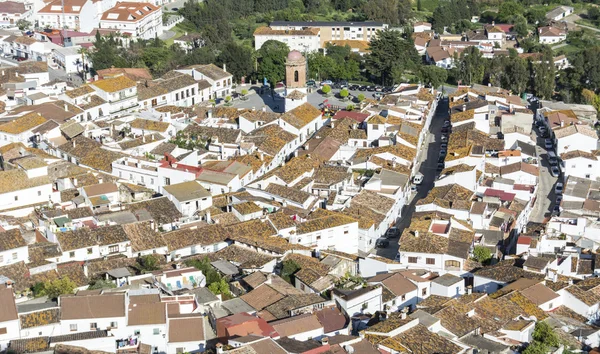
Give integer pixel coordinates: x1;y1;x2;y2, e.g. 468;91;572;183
413;173;424;185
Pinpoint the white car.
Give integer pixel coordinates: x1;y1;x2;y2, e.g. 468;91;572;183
413;173;424;185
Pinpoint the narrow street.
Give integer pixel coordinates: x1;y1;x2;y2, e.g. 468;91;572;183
373;97;449;259
528;131;560;223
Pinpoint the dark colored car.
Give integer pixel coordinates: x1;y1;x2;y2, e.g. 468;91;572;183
376;238;389;248
437;163;445;171
359;86;367;91
367;86;376;92
349;84;360;90
375;86;383;92
440;135;448;143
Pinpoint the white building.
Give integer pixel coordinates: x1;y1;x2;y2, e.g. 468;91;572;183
430;273;464;298
253;26;320;52
538;26;566;44
0;287;19;351
546;6;574;21
0;160;53;212
162;181;212;217
0;229;28;266
37;0;97;33
53;45;89;74
59;293;127;335
413;22;431;33
99;2;162;40
560;150;599;181
176;64;233;100
0;1;32;28
89;75;138;115
291;213;359;254
332;285;382;317
554;124;599;154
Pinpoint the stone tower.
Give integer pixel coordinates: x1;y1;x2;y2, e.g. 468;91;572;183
284;50;308;112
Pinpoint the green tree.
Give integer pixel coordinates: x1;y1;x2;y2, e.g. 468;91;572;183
419;65;448;88
339;88;349;100
241;89;248;98
472;246;492;264
88;279;117;290
281;260;301;284
531;321;559;348
366;29;420;85
457;47;485;85
257;40;289;87
137;254;161;273
530;48;555;100
44;277;76;300
523;340;549;354
16;19;31;31
498;1;523;23
357;93;366;102
526;8;547;25
217;42;254;82
208;278;231;296
504;56;528;95
417;0;422;11
321;84;332;95
346;104;354;111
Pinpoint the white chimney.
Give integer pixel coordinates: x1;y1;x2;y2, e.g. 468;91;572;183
414;231;419;238
462;104;466;112
321;337;329;346
206;210;211;223
64;104;68;112
73;178;78;186
401;307;408;319
223;63;227;72
466;285;472;294
561;120;564;127
208;110;212;119
265;273;273;285
142;135;146;143
83;263;88;277
305;142;309;150
72;140;76;148
259;152;264;161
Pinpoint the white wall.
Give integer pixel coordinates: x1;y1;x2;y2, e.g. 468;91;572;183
0;184;53;211
254;34;320;52
562;157;599;181
557;134;597;154
334;287;382;317
291;222;359;254
431;280;464;298
0;246;28;266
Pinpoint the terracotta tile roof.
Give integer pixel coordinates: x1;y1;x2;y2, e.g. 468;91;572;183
186;63;231;81
242;272;267;289
0;169;50;194
0;229;26;252
100;2;159;22
241;285;285;311
565;285;600;306
435;305;480;337
211;244;274;269
417;184;474;210
128;301;166;326
91;75;136;93
561;150;597;161
265;183;313;204
554;124;598;139
0;112;47;134
380;324;462;354
232;201;262;215
228;220;308;254
168;317;204;342
280;102;322;129
129;118;169;132
97;68;152;82
263;293;326;320
353;143;416;163
267;212;297;230
60;293;125;320
64;85;95;98
126;197;182;225
162;224;227;251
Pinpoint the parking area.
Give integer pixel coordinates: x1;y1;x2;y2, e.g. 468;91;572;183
529;122;561;222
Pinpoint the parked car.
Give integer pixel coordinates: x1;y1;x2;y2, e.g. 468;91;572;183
372;93;382;99
384;87;393;93
544;139;553;150
307;80;316;87
375;86;383;92
367;86;376;92
539;126;548;137
441;127;450;134
556;195;563;204
376;238;389;248
437;163;445;171
349;84;360;90
338;80;348;88
440;135;448;143
550;166;560;177
440;143;448;150
552;204;561;216
439;150;447;157
386;227;399;239
555;182;564;195
413;173;424;185
410;184;418;192
443;121;451;129
320;80;333;86
359;86;367;91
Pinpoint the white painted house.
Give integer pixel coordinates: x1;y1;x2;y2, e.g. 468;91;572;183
99;2;162;40
332;285;382;317
560;150;599;181
89;75;138;115
162;181;212;217
37;0;98;33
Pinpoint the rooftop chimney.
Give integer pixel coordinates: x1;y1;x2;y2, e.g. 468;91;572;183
72;140;76;148
142;135;146;143
561;120;564;127
401;307;408;319
259;152;264;161
223;63;227;72
414;231;419;238
207;109;212;119
462;104;466;112
321;337;329;346
466;285;473;294
216;343;224;354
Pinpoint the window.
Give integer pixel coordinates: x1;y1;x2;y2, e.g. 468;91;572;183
0;328;6;335
12;253;17;260
153;328;160;335
401;294;406;301
426;258;435;265
589;164;593;168
110;322;118;328
150;178;154;185
300;283;305;291
372;124;378;130
87;248;93;254
37;191;41;196
134;329;141;336
14;196;17;201
0;255;3;263
69;251;75;258
294;70;299;82
70;324;77;332
164;177;170;186
586;174;591;178
422;288;427;296
408;257;417;263
90;323;97;330
175;93;179;101
176;349;184;354
109;245;119;253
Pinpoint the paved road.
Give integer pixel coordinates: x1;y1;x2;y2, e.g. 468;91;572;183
529;127;560;223
564;14;600;34
229;86;382;112
159;30;176;41
372;97;449;259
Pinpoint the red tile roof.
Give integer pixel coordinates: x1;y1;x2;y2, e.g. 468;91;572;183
484;188;516;202
332;111;369;123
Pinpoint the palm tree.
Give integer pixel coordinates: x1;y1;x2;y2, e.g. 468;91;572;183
77;47;89;81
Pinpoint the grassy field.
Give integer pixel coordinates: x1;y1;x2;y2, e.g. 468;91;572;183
553;44;582;55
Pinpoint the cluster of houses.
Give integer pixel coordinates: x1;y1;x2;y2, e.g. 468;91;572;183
0;35;599;354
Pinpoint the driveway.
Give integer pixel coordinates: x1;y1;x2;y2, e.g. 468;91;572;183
564;14;600;34
372;97;449;259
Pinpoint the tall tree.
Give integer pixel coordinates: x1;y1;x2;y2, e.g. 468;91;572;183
419;65;448;88
530;48;555;99
457;47;485;85
257;40;289;86
504;56;528;94
365;30;420;85
217;42;255;81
